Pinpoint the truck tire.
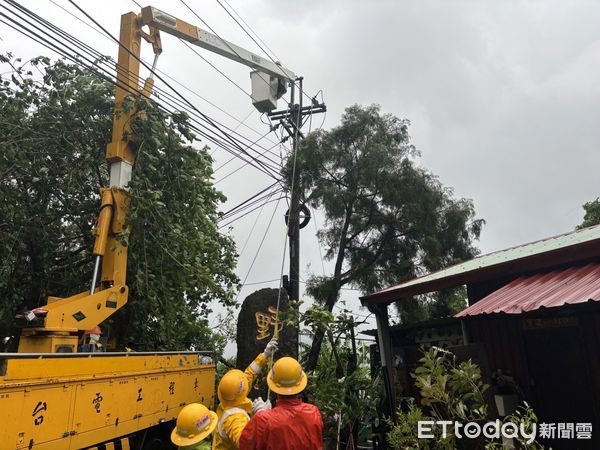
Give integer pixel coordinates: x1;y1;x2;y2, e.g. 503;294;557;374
142;437;167;450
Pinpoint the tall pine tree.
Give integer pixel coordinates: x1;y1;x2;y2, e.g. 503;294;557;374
285;104;484;370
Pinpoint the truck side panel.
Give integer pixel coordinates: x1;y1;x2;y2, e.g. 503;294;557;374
0;352;215;450
3;383;76;449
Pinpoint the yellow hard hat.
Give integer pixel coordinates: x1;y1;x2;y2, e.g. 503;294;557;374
267;356;307;395
217;369;249;406
170;403;217;446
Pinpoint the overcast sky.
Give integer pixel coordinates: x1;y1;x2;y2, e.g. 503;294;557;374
3;0;600;341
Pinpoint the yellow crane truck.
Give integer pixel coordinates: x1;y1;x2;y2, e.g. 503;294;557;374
0;5;295;450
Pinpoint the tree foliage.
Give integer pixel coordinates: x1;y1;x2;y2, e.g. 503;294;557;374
400;287;469;325
388;348;544;450
287;303;380;449
413;347;488;422
0;55;238;351
286;104;483;369
577;198;600;229
387;401;444;450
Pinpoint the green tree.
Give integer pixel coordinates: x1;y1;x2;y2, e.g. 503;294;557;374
401;287;469;325
577;198;600;229
286;303;380;449
285;105;483;370
0;55;238;351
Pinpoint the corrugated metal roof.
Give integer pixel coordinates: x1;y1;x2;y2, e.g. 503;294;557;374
456;264;600;317
361;224;600;306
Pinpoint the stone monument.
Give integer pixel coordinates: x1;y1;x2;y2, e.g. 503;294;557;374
236;287;298;376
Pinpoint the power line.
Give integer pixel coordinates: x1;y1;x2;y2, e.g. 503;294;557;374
66;0;281;179
52;0;279;148
212;0;322;107
220;182;279;217
1;2;290;233
219;181;281;221
179;39;249;98
242;278;280;287
218;188;284;228
219;195;284;229
213;129;273;173
0;9;276;181
237;186;278;259
180;0;316;107
1;1;302;291
3;0;282;181
217;0;280;62
235;194;282;301
219;189;283;224
214;141;282;184
178;0;290;90
210;108;255;157
2;2;314;260
214;0;279;65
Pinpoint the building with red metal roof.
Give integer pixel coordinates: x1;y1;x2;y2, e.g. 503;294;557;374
362;224;600;449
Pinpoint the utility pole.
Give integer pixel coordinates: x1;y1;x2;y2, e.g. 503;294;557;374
268;80;326;306
289;78;302;307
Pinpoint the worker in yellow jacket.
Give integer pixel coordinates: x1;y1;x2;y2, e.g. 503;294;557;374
212;338;278;450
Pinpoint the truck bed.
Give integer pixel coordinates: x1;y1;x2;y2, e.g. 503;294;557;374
0;351;215;449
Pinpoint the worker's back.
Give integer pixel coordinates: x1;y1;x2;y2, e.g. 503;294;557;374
239;397;323;450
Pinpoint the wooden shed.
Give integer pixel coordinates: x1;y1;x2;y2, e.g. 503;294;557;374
362;224;600;449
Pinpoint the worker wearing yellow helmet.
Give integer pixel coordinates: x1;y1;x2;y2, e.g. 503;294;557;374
239;356;323;450
171;403;218;450
212;337;278;450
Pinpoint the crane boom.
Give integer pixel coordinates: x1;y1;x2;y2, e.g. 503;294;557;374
140;6;296;81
